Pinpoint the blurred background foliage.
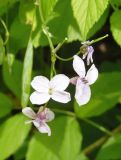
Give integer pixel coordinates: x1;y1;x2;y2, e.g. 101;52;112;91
0;0;121;160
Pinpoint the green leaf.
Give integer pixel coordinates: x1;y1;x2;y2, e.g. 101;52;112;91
0;0;19;16
110;10;121;47
39;0;58;23
110;0;121;7
76;153;89;160
0;93;13;118
71;0;109;40
0;114;31;160
96;134;121;160
7;53;15;73
74;72;121;118
9;15;31;53
27;116;82;160
19;0;35;25
3;59;23;99
33;0;109;47
0;36;5;65
21;40;33;107
87;7;109;39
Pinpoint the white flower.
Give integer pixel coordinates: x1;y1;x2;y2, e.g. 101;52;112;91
30;74;71;105
22;107;55;136
70;55;98;106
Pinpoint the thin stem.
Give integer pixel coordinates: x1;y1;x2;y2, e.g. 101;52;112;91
89;34;109;45
38;0;45;24
82;118;113;136
55;50;81;61
52;108;112;136
83;125;121;155
109;1;118;11
55;34;109;62
52;108;76;117
0;18;9;45
54;37;68;53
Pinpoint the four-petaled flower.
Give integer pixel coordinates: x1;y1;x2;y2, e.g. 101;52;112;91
30;74;71;105
22;107;54;136
70;55;98;106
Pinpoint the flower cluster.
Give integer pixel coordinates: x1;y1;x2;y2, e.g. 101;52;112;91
22;43;98;136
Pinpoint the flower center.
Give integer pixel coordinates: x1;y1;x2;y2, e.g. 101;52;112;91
81;78;88;84
48;88;53;95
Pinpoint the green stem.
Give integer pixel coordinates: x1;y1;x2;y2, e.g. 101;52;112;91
89;34;109;45
55;50;81;61
52;108;112;136
55;34;109;62
83;125;121;155
0;18;9;45
38;0;45;24
54;37;68;53
109;1;118;11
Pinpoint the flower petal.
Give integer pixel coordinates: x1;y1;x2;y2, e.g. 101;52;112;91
75;79;91;106
31;76;49;92
70;76;79;85
33;120;51;136
22;107;36;119
45;108;55;122
86;64;98;85
50;74;70;91
86;46;94;65
30;91;50;105
73;55;85;77
51;91;71;103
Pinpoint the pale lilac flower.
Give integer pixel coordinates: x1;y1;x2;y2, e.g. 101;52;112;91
22;107;55;136
81;41;94;65
30;74;71;105
82;46;94;65
70;55;98;106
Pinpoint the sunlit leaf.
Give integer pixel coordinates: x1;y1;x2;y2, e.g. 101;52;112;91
33;0;109;47
110;10;121;47
27;116;82;160
71;0;109;40
21;40;33;108
0;93;13;118
96;134;121;160
74;72;121;118
19;0;35;26
76;153;89;160
0;114;31;160
39;0;58;23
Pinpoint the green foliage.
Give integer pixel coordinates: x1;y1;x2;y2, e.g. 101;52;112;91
3;59;23;99
96;134;121;160
110;10;121;47
9;15;31;53
21;40;33;107
0;93;13;118
0;114;31;160
27;116;82;160
0;36;5;65
0;0;19;16
1;0;121;159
